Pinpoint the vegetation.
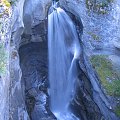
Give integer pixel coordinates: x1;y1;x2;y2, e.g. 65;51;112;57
115;105;120;117
88;32;100;41
0;0;17;7
0;43;7;75
0;0;17;18
91;55;120;117
0;0;12;76
0;0;12;40
90;55;120;96
86;0;114;14
2;0;11;7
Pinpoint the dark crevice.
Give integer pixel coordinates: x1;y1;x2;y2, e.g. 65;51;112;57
19;42;56;120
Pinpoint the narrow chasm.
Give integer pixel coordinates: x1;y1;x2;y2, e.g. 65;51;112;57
19;42;56;120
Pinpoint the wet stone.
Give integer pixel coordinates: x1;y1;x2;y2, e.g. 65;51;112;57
19;42;56;120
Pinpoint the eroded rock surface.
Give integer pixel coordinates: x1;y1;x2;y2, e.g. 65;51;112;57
7;0;120;120
19;42;56;120
9;0;52;119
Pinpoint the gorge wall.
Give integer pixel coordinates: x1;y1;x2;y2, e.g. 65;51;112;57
0;0;120;120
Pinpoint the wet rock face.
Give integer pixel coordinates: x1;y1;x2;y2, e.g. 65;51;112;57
9;46;30;120
9;0;52;119
20;20;48;47
59;0;120;55
9;0;120;119
63;4;119;120
59;0;120;119
18;2;54;117
21;0;51;47
19;42;56;120
66;13;103;120
11;0;51;48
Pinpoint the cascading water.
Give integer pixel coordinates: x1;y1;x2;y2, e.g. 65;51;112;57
48;2;81;120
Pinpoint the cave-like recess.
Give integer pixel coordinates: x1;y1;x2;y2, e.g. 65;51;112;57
19;41;56;120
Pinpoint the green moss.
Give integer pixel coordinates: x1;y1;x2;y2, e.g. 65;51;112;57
88;32;100;41
0;43;7;75
107;0;114;3
115;105;120;117
90;55;120;96
99;10;108;15
86;0;113;14
0;13;3;18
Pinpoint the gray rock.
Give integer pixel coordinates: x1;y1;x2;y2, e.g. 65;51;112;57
1;0;120;119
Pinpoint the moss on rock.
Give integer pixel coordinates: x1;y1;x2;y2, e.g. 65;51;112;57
90;55;120;96
0;43;7;75
90;55;120;118
115;105;120;117
86;0;113;14
88;32;100;41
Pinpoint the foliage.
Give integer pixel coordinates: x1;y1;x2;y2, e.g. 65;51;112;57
0;0;10;18
2;0;11;7
0;0;17;7
90;55;120;96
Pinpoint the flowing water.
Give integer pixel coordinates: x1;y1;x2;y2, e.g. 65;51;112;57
48;2;80;120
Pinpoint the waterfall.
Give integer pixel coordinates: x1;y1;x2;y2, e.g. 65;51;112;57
48;2;80;120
